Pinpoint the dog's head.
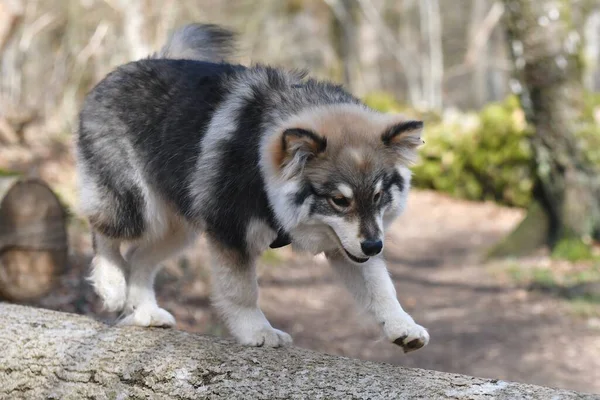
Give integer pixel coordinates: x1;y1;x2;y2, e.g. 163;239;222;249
267;103;423;263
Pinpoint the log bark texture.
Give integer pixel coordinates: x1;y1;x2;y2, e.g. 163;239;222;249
0;177;68;301
0;303;596;400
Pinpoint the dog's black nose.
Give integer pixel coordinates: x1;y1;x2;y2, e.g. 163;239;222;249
361;240;383;256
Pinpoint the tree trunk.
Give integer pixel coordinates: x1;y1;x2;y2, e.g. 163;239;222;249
419;0;444;110
327;0;360;91
583;10;600;92
0;0;23;54
0;303;595;400
493;0;600;256
469;0;490;109
117;0;153;61
0;177;68;302
357;0;383;94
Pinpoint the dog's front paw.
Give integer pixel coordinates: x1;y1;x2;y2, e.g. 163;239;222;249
235;326;293;348
385;319;430;353
118;305;176;328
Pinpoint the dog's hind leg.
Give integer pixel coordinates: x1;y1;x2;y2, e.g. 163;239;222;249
89;233;128;312
118;223;196;328
207;239;292;347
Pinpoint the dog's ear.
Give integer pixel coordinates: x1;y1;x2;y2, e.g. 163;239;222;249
273;128;327;178
381;120;424;164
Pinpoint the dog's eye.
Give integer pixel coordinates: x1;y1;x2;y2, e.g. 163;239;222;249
373;191;382;203
330;196;351;208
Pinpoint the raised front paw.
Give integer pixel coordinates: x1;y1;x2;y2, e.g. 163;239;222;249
235;326;293;348
385;320;430;353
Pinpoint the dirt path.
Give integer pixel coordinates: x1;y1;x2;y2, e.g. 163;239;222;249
38;190;600;395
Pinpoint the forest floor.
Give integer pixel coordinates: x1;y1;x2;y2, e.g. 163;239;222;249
3;138;600;395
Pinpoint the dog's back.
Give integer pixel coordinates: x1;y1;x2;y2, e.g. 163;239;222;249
77;59;234;238
77;24;242;241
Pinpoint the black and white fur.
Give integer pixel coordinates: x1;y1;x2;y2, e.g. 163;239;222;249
76;23;429;351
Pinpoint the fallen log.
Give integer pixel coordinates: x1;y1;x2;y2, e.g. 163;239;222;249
0;177;68;302
0;303;595;400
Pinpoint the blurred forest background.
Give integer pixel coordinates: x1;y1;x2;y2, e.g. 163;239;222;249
1;0;600;395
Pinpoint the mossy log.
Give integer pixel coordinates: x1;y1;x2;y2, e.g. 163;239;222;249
0;177;68;302
0;303;596;400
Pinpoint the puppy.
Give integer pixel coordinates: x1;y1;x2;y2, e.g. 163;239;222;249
76;23;429;351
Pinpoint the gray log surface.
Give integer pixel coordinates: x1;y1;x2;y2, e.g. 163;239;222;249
0;303;597;400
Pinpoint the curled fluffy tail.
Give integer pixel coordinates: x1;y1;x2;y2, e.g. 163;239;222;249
153;23;236;63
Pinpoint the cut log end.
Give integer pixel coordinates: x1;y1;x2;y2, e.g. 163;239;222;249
0;249;67;301
0;177;68;302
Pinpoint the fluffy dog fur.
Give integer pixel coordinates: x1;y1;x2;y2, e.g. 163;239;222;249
76;23;429;351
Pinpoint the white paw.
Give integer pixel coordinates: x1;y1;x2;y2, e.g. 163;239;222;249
384;319;430;353
99;284;127;313
118;306;176;328
235;326;293;348
89;258;127;312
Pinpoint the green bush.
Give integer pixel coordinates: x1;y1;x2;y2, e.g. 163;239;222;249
551;238;596;262
575;124;600;167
